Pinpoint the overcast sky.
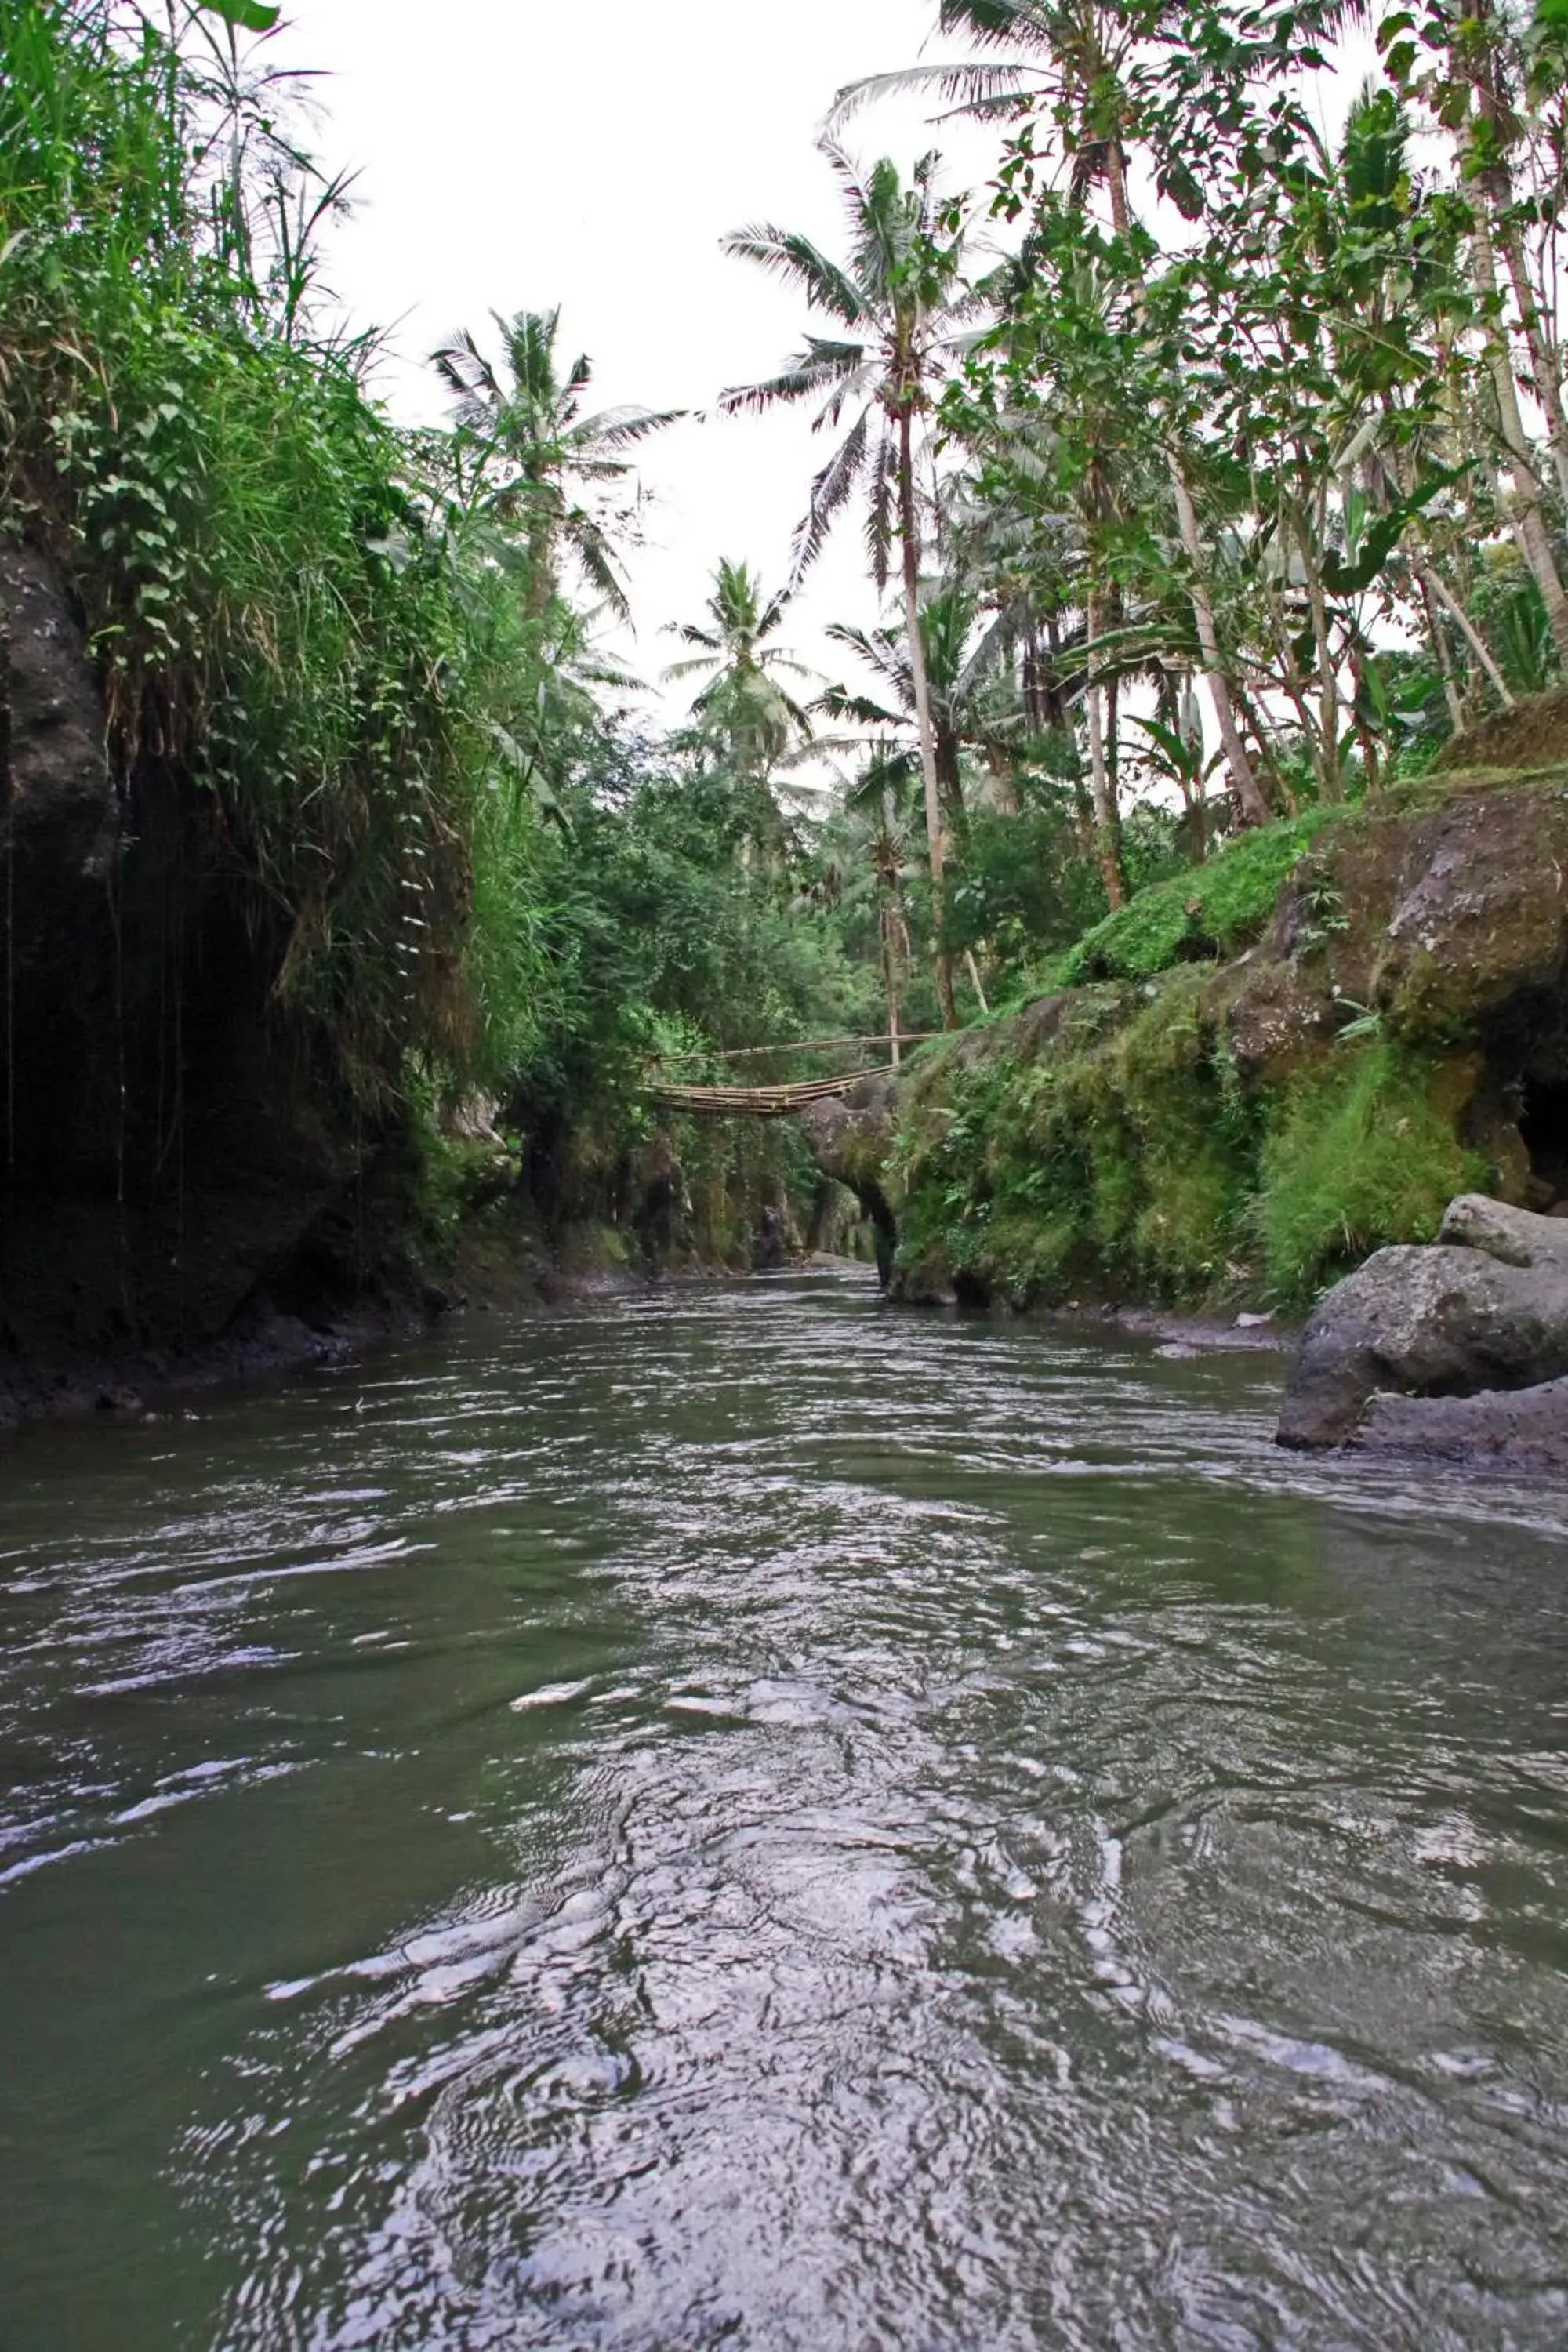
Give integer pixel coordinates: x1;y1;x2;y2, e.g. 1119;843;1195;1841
266;2;1377;758
267;0;1002;742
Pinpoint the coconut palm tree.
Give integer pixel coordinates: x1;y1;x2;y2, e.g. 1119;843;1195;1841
833;1;1273;832
817;586;1026;824
434;306;680;621
718;141;980;1026
829;0;1144;216
663;558;815;783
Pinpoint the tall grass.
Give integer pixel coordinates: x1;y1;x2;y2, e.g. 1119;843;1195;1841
0;0;556;1102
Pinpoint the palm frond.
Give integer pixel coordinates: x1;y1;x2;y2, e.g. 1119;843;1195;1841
717;224;865;323
790;405;870;583
565;513;631;624
818;682;904;728
717;340;866;418
825;60;1036;128
572;403;685;448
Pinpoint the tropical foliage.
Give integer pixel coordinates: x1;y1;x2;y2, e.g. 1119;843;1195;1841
10;0;1568;1282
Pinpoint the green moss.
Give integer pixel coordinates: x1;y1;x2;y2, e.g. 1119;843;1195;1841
1256;1043;1489;1302
893;966;1260;1304
1040;811;1335;990
888;968;1492;1313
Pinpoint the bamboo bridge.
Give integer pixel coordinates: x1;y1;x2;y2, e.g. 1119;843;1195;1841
641;1033;935;1119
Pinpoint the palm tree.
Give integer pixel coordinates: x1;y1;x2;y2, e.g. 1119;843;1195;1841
818;586;1024;825
434;306;680;620
718;141;980;1027
821;589;1025;1006
663;558;815;783
833;1;1272;831
829;0;1146;216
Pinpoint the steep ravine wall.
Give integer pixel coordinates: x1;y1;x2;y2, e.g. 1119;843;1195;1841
0;542;411;1384
0;546;838;1420
802;768;1568;1317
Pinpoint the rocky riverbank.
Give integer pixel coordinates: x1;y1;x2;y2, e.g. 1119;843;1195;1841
1279;1193;1568;1465
800;744;1568;1339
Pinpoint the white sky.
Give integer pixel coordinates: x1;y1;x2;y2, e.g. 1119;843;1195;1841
268;0;1001;738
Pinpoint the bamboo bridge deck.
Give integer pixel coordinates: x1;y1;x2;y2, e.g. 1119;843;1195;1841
641;1033;934;1119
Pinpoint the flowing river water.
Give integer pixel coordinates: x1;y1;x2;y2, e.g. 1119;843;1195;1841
2;1265;1567;2351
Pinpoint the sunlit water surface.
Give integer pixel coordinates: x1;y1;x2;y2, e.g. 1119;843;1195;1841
2;1266;1567;2350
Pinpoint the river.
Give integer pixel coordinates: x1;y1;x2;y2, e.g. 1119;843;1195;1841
1;1265;1566;2350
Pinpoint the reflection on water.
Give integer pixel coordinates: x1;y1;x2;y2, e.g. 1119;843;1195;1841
2;1268;1567;2350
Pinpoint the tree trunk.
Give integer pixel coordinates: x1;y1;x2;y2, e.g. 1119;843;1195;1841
1292;500;1342;802
1471;201;1568;668
880;891;902;1068
1381;403;1485;725
1084;586;1126;908
1167;454;1269;826
898;410;956;1029
1414;564;1467;731
1107;139;1268;828
1500;215;1568;506
1418;543;1516;709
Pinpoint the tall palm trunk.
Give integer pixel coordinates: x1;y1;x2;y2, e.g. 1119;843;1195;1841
1472;202;1568;667
1500;217;1568;506
1454;20;1568;673
880;895;902;1068
1084;586;1126;908
898;408;956;1029
1104;139;1265;826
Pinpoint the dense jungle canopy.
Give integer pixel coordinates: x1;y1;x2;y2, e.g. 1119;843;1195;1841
7;0;1568;1299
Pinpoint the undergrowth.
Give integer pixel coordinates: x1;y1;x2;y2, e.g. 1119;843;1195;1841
891;975;1492;1311
1257;1044;1488;1296
1037;810;1337;992
1;0;557;1102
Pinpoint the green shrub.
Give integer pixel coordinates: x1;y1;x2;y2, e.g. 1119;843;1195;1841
1256;1042;1488;1303
1041;811;1335;991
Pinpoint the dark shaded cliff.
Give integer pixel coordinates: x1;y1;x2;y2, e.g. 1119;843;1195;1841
1;543;408;1380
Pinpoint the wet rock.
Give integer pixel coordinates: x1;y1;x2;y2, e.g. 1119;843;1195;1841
2;541;397;1370
1348;1376;1568;1468
797;1076;899;1282
752;1203;789;1271
1436;1191;1568;1271
1277;1242;1568;1448
93;1385;145;1417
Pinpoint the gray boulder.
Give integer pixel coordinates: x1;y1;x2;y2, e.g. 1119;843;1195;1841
1277;1238;1568;1448
1348;1376;1568;1469
1436;1191;1568;1271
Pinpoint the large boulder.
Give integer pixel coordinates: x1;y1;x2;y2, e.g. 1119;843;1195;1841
797;1074;899;1281
1348;1376;1568;1469
1436;1190;1568;1269
1277;1222;1568;1447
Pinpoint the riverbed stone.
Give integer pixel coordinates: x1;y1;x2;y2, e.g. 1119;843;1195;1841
1436;1192;1568;1271
1348;1375;1568;1468
1276;1242;1568;1448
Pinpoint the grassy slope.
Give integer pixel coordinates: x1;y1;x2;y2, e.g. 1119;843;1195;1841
891;784;1526;1311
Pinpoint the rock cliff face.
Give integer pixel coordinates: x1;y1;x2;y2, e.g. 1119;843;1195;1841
0;543;394;1382
794;760;1568;1319
1279;1195;1568;1457
796;1076;899;1283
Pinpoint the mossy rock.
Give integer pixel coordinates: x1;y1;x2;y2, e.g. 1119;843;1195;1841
805;770;1568;1316
1435;687;1568;775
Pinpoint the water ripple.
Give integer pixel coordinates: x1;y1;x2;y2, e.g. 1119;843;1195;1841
1;1268;1566;2350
